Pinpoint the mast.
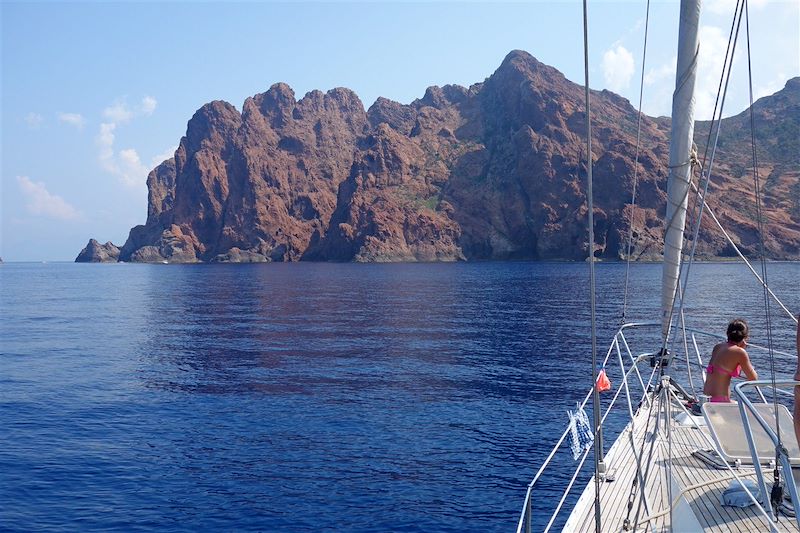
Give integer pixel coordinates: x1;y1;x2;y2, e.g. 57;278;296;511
661;0;702;340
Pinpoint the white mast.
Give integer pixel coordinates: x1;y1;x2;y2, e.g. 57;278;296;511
661;0;702;338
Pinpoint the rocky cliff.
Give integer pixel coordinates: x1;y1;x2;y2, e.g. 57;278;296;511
77;51;800;263
76;239;120;263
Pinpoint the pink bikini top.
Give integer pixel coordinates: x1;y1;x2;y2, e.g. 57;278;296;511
706;364;741;378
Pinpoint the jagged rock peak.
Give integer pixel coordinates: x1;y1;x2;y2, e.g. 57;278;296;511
369;96;406;113
417;84;470;109
493;49;568;86
76;239;120;263
367;97;417;134
77;51;800;263
258;82;297;109
249;83;297;128
498;50;544;73
322;87;365;112
248;84;366;127
185;100;242;152
191;100;241;122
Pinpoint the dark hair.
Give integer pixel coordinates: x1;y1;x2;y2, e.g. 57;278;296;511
727;318;749;343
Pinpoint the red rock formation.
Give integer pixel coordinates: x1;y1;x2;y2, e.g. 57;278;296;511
115;84;369;262
79;51;799;263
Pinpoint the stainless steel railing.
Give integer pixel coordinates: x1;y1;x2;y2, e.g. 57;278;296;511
515;322;659;533
515;322;798;533
734;379;800;532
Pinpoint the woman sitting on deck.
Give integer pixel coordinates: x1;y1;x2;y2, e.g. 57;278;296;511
703;318;758;403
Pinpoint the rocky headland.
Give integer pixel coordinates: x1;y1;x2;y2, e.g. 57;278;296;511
77;51;800;263
75;239;120;263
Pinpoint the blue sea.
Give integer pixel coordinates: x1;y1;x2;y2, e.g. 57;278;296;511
1;261;798;532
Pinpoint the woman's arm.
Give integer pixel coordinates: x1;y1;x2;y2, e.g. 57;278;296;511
740;350;758;381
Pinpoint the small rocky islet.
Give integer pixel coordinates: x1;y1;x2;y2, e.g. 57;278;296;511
77;50;800;263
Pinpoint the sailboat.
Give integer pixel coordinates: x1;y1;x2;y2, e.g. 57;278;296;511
516;0;800;531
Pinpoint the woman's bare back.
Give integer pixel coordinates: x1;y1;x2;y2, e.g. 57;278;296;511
703;341;757;400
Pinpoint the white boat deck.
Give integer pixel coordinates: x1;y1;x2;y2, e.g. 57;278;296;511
563;394;799;532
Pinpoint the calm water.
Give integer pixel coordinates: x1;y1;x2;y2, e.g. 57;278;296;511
1;262;798;532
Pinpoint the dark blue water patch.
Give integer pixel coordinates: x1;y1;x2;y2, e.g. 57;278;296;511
1;261;798;532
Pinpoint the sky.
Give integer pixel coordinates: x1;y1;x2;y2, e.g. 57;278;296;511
2;1;798;261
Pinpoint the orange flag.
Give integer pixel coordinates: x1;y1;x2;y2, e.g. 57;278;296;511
596;368;612;392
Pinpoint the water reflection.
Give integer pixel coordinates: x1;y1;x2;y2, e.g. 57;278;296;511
1;261;797;532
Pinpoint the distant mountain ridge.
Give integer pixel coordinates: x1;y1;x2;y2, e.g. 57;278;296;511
77;50;800;263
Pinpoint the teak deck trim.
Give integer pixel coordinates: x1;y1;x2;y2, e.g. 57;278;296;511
563;396;798;532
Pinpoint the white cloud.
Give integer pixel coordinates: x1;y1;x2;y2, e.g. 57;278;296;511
103;101;134;124
119;148;142;168
642;26;736;119
97;122;117;168
641;23;756;119
16;176;80;220
754;73;787;100
695;25;732;119
141;96;157;116
644;57;676;86
96;123;148;188
57;112;86;129
95;95;159;188
118;148;149;187
25;112;44;129
705;0;737;15
602;45;635;93
102;96;158;123
150;146;177;167
706;0;767;15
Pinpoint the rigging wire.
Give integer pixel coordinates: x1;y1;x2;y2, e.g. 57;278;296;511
622;389;661;530
624;348;673;530
616;4;663;525
632;1;745;529
631;384;667;530
690;181;798;324
678;284;697;397
617;350;657;533
661;0;789;524
681;0;742;273
676;0;796;327
625;0;707;526
698;0;742;171
660;0;744;357
664;0;745;363
621;0;652;323
581;0;602;530
743;0;783;516
666;380;674;533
